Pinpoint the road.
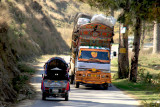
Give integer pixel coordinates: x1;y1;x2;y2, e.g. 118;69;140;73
16;55;140;107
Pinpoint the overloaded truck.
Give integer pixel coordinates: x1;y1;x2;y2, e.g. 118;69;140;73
69;13;116;89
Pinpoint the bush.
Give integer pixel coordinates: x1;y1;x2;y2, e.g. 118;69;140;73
144;101;160;107
113;73;119;79
17;63;36;74
12;75;29;92
138;68;153;83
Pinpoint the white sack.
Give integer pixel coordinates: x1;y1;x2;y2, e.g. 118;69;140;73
77;18;90;25
91;14;116;27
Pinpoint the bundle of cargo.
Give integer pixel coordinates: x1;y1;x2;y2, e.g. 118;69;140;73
72;13;92;44
71;13;116;60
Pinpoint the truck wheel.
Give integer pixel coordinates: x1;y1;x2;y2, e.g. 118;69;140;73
75;82;79;88
103;83;108;90
70;75;74;84
65;93;69;101
42;92;46;100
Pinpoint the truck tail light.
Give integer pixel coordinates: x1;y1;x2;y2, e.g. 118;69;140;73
45;87;49;90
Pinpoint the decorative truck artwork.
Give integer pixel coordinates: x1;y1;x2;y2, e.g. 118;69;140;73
69;13;117;89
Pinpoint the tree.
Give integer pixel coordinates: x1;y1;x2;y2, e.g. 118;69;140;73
130;11;142;82
118;0;130;79
140;0;160;53
152;2;160;53
129;0;160;82
140;21;146;49
153;21;160;53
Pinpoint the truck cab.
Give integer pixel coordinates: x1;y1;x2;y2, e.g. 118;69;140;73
74;46;111;89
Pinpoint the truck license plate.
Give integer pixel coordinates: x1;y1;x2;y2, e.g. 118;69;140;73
91;74;96;77
53;89;58;93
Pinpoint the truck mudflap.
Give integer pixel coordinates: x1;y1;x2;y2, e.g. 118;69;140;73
75;70;111;85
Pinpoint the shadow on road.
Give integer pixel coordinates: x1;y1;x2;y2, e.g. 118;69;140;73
34;97;138;107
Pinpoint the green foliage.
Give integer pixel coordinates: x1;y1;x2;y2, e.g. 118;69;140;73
12;75;29;92
112;54;160;104
138;69;152;83
17;62;36;74
8;21;26;42
84;0;160;24
83;0;119;15
113;73;119;79
112;79;160;104
13;30;25;38
144;102;160;107
7;0;12;2
13;62;35;92
21;23;26;29
138;67;160;85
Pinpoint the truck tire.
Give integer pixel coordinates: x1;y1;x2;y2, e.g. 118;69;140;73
42;92;46;100
102;83;108;90
75;82;79;88
65;93;69;101
70;75;74;84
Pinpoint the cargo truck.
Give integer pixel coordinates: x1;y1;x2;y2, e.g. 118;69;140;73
69;13;116;89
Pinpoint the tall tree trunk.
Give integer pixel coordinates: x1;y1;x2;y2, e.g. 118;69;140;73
110;7;114;43
140;20;146;49
118;0;130;79
130;16;142;82
152;21;160;53
118;24;129;78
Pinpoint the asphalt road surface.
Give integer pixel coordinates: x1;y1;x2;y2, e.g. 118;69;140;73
16;55;140;107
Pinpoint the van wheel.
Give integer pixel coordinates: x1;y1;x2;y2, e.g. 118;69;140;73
75;82;79;88
42;92;46;100
65;93;69;101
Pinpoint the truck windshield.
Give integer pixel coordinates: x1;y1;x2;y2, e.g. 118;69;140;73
79;50;109;61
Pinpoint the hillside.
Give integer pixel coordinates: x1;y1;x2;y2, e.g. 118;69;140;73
38;0;104;46
0;0;102;106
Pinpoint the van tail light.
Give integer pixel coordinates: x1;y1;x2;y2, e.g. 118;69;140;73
45;87;49;90
65;82;70;91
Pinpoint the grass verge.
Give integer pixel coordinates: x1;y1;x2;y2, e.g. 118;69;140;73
112;79;160;105
111;54;160;106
